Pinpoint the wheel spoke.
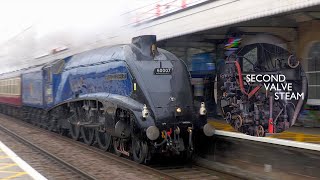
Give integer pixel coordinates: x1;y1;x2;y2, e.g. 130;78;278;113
70;123;80;140
96;130;111;151
81;127;94;145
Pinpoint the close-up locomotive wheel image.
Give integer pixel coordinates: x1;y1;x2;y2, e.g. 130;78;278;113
219;35;308;136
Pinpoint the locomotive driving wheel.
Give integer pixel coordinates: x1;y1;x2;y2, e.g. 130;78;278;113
132;137;148;164
96;129;112;151
81;127;95;145
70;123;81;140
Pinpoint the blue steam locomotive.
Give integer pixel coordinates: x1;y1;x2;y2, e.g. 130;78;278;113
0;35;214;163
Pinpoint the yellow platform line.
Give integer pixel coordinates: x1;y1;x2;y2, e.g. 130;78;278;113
0;170;27;173
0;141;46;180
0;164;17;170
0;156;9;160
269;131;320;142
209;119;320;143
209;121;236;132
0;172;28;180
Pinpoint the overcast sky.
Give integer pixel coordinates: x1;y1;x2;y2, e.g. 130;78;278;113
0;0;151;44
0;0;153;72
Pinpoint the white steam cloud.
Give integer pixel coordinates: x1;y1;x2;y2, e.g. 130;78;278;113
0;0;142;73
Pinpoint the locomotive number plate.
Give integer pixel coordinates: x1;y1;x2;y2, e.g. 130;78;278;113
154;68;172;75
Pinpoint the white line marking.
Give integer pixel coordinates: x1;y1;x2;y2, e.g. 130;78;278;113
0;141;47;180
215;130;320;151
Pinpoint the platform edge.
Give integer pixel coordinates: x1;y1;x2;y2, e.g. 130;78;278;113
0;141;47;180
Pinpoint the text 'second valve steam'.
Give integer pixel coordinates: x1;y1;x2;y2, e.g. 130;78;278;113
245;74;304;100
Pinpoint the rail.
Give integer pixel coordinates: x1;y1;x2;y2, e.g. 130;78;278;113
0;113;239;179
0;124;96;180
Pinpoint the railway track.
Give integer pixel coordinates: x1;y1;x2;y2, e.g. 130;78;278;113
153;164;235;179
0;125;96;180
0;114;239;179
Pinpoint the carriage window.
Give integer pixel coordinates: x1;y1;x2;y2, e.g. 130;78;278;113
0;78;21;95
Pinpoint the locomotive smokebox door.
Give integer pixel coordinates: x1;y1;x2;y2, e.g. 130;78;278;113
132;35;158;58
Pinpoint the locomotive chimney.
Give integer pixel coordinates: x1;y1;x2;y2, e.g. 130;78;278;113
132;35;158;58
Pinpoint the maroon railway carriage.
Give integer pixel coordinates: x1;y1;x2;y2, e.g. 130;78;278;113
0;71;22;116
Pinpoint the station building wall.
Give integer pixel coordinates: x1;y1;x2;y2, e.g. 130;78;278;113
294;20;320;127
297;20;320;105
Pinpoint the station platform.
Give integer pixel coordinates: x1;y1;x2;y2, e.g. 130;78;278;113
0;141;46;180
209;118;320;144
